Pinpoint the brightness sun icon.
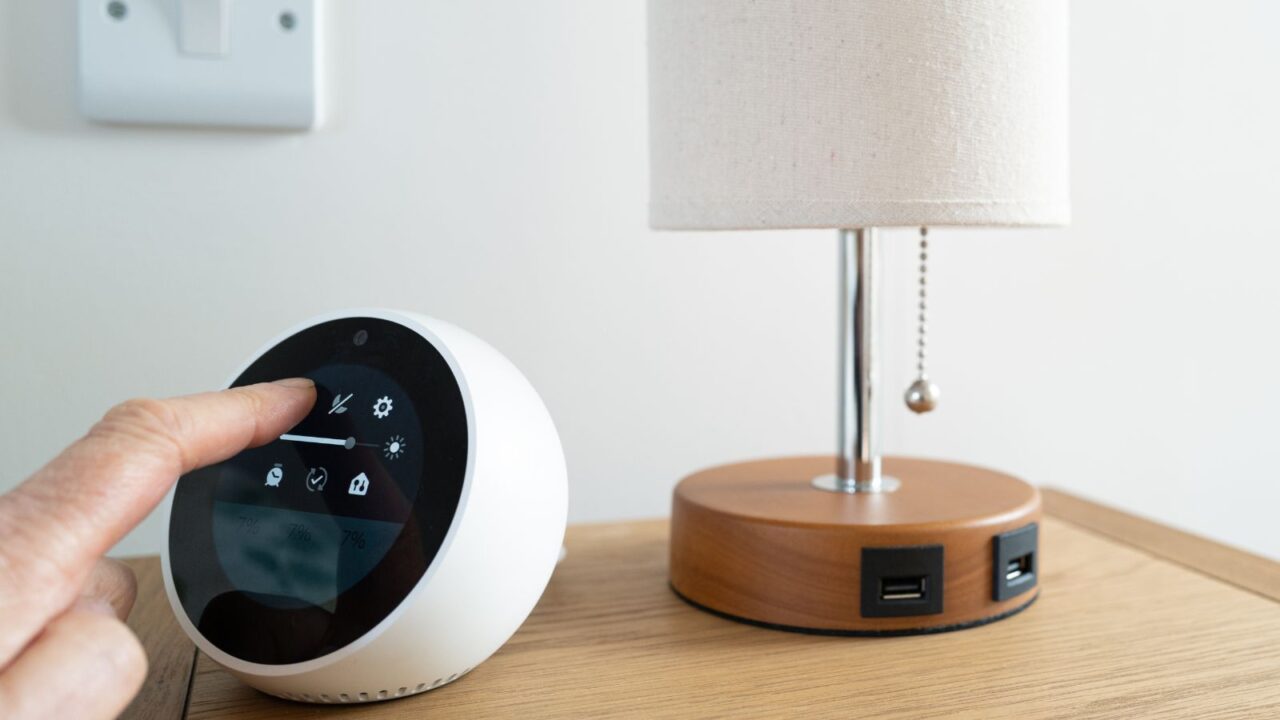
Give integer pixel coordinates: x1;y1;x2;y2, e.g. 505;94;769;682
383;435;407;460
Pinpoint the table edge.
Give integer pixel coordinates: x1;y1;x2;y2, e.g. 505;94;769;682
1041;487;1280;603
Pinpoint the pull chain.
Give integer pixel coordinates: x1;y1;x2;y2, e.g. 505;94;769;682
905;227;940;414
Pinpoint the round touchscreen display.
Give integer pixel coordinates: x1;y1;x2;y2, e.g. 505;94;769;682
211;362;424;608
168;317;469;665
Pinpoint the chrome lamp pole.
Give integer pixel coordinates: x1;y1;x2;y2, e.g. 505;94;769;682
813;228;900;494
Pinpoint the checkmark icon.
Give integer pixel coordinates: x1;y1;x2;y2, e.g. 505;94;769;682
305;467;328;492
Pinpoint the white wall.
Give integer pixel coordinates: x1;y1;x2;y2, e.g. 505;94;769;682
2;1;1277;559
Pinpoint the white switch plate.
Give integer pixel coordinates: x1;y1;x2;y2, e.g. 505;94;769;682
78;0;323;130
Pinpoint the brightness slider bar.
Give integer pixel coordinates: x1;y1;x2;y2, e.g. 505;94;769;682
281;433;354;449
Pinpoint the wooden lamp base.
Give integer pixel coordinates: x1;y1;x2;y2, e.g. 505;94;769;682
670;456;1041;635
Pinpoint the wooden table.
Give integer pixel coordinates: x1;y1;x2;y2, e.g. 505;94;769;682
121;489;1280;719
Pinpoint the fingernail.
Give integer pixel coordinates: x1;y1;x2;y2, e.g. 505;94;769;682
272;377;315;389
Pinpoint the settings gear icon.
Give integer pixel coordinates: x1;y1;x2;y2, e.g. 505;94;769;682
372;396;394;419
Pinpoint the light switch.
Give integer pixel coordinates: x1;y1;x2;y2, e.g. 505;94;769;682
179;0;231;57
78;0;322;130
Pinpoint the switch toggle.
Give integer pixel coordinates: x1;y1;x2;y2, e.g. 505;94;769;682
179;0;230;57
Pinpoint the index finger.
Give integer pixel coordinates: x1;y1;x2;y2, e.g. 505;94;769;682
0;378;315;666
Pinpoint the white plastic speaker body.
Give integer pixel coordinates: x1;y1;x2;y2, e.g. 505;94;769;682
161;309;567;702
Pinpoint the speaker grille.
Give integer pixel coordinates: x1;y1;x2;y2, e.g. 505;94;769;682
270;667;474;704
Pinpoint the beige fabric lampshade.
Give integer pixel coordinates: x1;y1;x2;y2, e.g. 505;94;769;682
648;0;1070;230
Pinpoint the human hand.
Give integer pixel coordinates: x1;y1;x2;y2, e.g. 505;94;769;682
0;379;316;719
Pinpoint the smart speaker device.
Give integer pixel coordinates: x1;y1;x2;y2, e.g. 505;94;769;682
161;309;567;703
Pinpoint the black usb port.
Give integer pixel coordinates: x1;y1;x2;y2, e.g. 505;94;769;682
861;546;944;617
1005;554;1032;583
880;576;927;602
993;523;1038;601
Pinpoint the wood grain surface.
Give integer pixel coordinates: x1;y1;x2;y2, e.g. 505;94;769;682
118;557;196;720
166;496;1280;719
1042;488;1280;602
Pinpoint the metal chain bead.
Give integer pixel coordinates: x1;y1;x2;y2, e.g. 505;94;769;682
918;228;928;376
905;227;940;414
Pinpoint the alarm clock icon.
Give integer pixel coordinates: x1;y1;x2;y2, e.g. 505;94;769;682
162;309;567;704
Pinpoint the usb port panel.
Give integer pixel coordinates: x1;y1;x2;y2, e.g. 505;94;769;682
993;523;1038;602
861;546;944;618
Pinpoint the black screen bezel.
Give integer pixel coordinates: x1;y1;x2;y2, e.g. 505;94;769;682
168;317;469;665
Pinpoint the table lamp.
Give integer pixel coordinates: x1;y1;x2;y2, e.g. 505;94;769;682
649;0;1068;634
